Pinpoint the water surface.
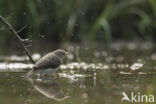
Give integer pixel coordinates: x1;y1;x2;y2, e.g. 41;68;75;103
1;44;156;104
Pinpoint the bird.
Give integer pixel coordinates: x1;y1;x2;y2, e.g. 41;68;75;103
25;49;68;77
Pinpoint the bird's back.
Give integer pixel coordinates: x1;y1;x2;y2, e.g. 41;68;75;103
33;53;61;70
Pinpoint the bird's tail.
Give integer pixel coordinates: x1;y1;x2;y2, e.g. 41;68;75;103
24;69;34;78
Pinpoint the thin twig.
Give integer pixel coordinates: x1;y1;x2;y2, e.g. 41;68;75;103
0;16;35;64
23;87;35;104
17;25;27;34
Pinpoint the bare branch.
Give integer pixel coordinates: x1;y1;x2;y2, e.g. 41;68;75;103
22;87;35;104
0;16;35;64
17;25;27;34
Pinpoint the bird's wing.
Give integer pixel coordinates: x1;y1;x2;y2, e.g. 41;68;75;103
34;54;61;69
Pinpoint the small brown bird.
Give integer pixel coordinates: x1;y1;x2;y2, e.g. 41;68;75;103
25;49;68;77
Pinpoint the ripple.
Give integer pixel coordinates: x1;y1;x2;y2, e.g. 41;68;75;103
0;62;33;72
59;73;86;81
130;63;143;71
0;62;145;72
0;53;41;62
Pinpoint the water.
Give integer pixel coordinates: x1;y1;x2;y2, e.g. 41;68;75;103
1;70;156;104
1;43;156;104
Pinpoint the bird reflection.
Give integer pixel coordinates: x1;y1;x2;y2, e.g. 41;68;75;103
24;76;70;102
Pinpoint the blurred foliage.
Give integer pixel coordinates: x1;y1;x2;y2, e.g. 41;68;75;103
0;0;155;49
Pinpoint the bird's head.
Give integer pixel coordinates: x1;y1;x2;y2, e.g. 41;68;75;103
53;49;68;59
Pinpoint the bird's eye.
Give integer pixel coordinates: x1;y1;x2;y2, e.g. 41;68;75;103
62;53;65;56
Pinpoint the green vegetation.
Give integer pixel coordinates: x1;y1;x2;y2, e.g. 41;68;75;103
0;0;155;48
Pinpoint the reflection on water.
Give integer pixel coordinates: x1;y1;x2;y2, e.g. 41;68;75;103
1;46;156;104
0;62;145;72
0;53;41;62
0;63;33;72
1;71;156;104
25;77;70;102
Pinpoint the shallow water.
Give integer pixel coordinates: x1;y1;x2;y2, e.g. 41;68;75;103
1;45;156;104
